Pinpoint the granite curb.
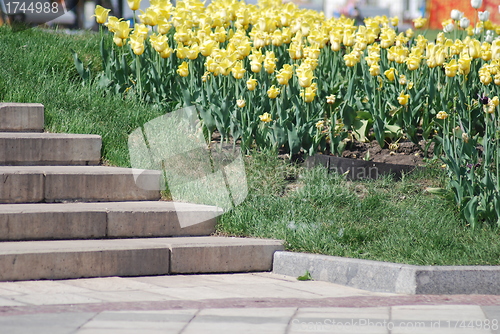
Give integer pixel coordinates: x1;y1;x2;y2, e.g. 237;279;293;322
272;251;500;295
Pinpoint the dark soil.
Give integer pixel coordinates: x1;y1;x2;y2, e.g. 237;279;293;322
339;140;432;167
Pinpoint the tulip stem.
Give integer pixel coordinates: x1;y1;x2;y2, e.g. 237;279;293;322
136;54;142;98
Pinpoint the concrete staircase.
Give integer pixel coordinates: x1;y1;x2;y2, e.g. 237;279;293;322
0;103;283;281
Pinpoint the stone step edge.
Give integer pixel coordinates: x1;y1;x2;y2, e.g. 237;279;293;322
0;133;102;166
0;103;44;132
272;251;500;296
0;166;162;203
0;237;284;281
0;201;223;240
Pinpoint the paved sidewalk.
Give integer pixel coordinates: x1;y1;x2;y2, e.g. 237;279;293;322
0;272;499;333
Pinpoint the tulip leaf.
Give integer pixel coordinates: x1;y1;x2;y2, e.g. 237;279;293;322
71;50;90;84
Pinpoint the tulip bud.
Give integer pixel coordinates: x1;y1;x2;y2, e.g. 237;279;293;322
451;9;463;21
478;10;490;21
459;17;470;29
471;0;482;9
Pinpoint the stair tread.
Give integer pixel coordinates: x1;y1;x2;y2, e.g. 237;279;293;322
0;236;283;254
0;201;222;213
0;132;101;138
0;166;158;174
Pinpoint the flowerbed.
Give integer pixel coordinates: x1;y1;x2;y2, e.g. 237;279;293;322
77;0;500;227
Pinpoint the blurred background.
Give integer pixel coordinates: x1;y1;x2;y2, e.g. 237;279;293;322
1;0;499;32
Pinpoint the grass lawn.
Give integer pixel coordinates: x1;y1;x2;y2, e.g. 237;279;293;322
2;26;500;265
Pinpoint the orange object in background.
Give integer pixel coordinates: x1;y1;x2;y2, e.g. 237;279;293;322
427;0;500;29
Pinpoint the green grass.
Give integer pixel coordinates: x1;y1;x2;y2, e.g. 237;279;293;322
218;151;500;266
0;25;171;167
2;26;500;266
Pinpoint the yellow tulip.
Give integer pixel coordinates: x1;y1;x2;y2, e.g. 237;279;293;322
390;16;399;27
458;55;472;75
301;86;316;102
138;8;158;26
267;85;280;99
127;0;141;11
297;68;314;88
259;112;272;122
114;21;132;39
369;64;380;76
129;35;145;55
413;17;427;29
490;96;499;107
105;16;122;32
397;91;410;105
479;69;492;85
444;59;459;77
237;99;246;108
495;73;500;85
150;34;168;53
343;53;358;67
200;39;217;57
177;62;189;77
160;47;173;58
247;77;258;91
250;61;262;73
113;36;124;47
93;5;110;24
231;61;246;79
133;23;149;40
176;45;188;59
436;111;449;120
384;68;396;81
186;44;199;60
405;56;420;71
326;95;336;104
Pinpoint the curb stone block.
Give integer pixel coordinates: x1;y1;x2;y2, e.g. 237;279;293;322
273;251;500;295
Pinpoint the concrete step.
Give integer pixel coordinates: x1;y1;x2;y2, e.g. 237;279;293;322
0;201;222;241
0;132;101;166
0;103;44;132
0;237;284;281
0;166;161;203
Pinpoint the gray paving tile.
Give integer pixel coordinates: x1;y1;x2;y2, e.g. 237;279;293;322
61;276;164;292
391;305;487;321
0;312;97;334
480;306;500;334
0;296;27;306
0;280;94;294
10;293;103;305
76;290;179;303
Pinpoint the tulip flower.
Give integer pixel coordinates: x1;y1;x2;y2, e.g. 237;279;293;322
129;35;145;55
93;5;110;24
413;17;427;29
397;91;410;105
369;64;380;76
114;20;132;39
384;68;396;81
177;62;189;77
490;96;499;107
138;8;159;26
259;112;272;122
451;10;463;21
471;0;482;9
231;61;246;79
458;55;472;75
267;85;280;99
150;34;168;53
478;11;490;21
160;47;173;58
300;86;316;102
246;77;258;91
436;111;449;119
297;68;314;87
127;0;141;11
459;17;470;29
236;99;246;108
444;59;459;77
105;16;122;32
326;95;336;104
